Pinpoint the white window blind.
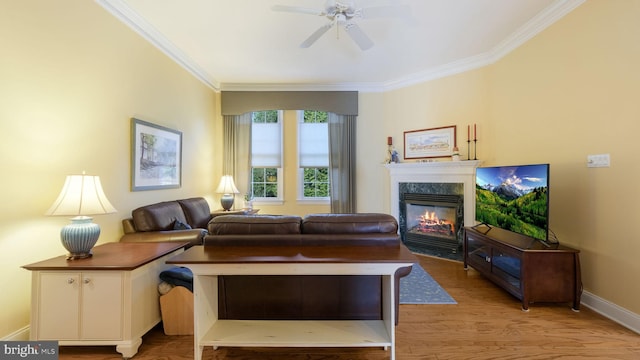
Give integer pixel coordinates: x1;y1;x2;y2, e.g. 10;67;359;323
299;122;328;167
252;122;282;167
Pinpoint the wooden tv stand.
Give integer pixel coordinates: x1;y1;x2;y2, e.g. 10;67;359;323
464;225;582;311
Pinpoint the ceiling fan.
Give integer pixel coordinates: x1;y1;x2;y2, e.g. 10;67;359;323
272;0;409;51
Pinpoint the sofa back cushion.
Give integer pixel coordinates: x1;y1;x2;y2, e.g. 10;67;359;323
132;201;187;232
302;213;398;234
208;215;302;235
177;197;211;229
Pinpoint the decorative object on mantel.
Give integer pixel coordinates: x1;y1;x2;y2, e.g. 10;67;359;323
466;123;479;160
46;173;117;260
386;136;399;164
216;175;240;211
403;125;457;160
452;147;460;161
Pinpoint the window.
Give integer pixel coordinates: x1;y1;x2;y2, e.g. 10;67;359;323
251;110;282;201
251;168;279;198
298;110;330;201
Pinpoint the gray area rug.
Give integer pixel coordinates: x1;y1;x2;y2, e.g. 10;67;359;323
399;263;456;304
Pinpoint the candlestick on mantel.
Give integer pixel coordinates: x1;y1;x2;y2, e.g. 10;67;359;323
474;139;478;160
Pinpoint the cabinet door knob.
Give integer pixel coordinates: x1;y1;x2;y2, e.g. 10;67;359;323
83;278;91;284
67;278;75;284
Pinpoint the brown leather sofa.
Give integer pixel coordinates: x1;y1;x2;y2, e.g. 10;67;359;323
120;197;211;247
205;213;413;325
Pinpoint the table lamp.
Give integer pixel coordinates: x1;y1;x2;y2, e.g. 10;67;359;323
46;174;117;260
215;175;240;211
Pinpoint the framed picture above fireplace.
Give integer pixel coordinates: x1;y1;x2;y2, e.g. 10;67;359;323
403;125;456;159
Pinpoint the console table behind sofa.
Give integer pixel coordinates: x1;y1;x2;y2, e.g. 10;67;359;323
168;243;416;360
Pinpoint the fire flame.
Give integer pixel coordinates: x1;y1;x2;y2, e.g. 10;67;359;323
421;211;445;225
416;211;454;235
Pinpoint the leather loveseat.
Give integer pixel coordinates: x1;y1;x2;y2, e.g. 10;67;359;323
120;197;212;247
204;213;413;325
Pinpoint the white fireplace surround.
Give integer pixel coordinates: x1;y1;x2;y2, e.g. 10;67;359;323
385;161;482;228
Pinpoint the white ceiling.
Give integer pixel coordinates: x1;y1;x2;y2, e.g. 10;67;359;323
97;0;585;91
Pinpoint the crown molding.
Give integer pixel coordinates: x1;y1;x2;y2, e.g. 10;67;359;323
489;0;586;63
380;0;586;92
96;0;584;93
219;82;385;93
95;0;221;91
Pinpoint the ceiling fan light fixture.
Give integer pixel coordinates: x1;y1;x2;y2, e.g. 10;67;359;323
273;0;408;50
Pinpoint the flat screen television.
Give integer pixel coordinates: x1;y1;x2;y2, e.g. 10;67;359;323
475;164;550;242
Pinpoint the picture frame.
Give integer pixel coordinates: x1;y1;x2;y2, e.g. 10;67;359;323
131;118;182;191
404;125;457;159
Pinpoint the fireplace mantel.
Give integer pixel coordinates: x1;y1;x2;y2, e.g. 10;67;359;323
385;160;482;227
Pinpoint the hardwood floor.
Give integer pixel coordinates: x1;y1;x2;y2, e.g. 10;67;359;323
59;254;640;360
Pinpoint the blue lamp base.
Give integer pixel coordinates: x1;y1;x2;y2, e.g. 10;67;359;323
220;194;235;211
61;216;100;260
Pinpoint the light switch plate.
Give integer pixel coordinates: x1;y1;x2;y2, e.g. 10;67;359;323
587;154;610;168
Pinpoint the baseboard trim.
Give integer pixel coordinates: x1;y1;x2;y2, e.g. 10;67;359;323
2;325;29;341
581;290;640;335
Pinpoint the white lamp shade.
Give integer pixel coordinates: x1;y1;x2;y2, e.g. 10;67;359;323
46;175;117;216
215;175;240;194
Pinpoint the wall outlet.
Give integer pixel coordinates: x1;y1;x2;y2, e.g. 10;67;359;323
587;154;610;168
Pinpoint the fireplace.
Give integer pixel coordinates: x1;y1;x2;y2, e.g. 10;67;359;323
400;191;464;253
385;161;482;254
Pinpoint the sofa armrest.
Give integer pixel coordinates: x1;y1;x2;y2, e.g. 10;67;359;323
122;218;136;234
120;229;205;247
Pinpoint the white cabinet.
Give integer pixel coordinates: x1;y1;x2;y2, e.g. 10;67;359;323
24;242;187;359
36;271;123;340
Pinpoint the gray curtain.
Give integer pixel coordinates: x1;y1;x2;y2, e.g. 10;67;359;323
328;113;356;213
222;114;252;196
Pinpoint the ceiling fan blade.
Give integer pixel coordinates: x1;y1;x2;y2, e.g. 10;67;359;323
343;22;374;50
271;5;325;16
359;5;411;19
300;22;334;48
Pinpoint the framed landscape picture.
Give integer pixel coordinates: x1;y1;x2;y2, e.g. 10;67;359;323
404;125;457;159
131;118;182;191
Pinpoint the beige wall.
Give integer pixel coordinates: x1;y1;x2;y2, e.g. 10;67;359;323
0;0;217;338
359;0;640;316
489;0;640;313
3;0;639;341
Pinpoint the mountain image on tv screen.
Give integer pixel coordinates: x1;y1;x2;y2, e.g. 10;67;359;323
475;164;549;241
